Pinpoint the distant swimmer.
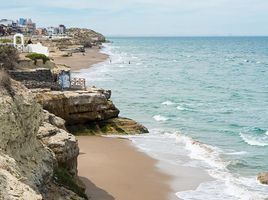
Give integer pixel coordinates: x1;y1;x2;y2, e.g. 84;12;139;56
110;59;112;63
129;61;131;64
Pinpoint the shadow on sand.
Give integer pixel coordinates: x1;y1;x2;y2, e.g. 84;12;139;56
79;176;115;200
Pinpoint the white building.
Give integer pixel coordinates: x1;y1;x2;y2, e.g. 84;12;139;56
13;33;49;56
46;27;59;36
27;43;49;57
0;19;13;26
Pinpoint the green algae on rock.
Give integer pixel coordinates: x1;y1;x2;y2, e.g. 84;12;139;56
67;117;149;136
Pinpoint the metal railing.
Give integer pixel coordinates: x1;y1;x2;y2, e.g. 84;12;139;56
71;78;86;90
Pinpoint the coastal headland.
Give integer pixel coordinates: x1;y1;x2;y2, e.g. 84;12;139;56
0;27;172;200
1;27;268;200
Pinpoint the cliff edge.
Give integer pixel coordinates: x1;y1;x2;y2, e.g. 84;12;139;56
0;77;86;199
34;88;149;135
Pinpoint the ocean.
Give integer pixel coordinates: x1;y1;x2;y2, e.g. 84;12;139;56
76;37;268;199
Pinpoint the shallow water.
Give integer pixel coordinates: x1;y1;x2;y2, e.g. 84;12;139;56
76;37;268;199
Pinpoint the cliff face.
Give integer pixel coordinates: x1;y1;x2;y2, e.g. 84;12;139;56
0;80;85;200
35;88;119;125
0;81;54;199
34;88;149;135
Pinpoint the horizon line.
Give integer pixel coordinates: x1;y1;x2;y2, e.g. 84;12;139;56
106;35;268;38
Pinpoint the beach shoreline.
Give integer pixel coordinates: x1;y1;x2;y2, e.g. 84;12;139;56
53;46;109;71
70;44;214;200
77;136;173;200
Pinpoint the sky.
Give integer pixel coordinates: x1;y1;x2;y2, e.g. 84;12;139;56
1;0;268;36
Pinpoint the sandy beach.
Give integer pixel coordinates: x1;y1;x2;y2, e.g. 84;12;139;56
77;136;172;200
53;47;109;71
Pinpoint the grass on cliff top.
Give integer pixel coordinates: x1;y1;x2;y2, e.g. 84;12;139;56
0;39;12;43
26;53;50;65
54;167;88;199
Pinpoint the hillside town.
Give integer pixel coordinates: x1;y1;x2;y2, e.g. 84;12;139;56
0;16;150;200
0;18;66;37
0;17;106;92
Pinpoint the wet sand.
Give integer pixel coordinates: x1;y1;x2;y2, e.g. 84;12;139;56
77;136;172;200
53;47;108;71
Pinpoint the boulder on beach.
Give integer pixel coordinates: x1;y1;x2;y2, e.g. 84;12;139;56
257;172;268;185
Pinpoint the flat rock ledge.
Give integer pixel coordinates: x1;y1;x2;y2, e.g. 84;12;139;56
34;88;149;135
67;117;149;135
34;88;119;125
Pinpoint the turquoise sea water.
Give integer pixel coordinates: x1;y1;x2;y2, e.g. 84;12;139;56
77;37;268;199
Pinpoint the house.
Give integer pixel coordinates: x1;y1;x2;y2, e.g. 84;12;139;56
0;19;13;27
59;24;66;35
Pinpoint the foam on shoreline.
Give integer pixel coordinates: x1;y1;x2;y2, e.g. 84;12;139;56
110;130;268;200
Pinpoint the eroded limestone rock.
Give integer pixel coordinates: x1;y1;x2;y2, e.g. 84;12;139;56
258;172;268;185
0;81;55;199
35;88;119;125
38;122;79;176
0;80;86;200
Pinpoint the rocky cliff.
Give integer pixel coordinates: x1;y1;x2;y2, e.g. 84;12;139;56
0;79;86;200
34;88;149;135
66;28;106;45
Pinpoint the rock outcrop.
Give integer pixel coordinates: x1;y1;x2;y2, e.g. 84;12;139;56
66;28;106;45
68;117;149;135
34;88;148;135
258;172;268;185
35;88;119;125
0;80;55;199
0;79;86;199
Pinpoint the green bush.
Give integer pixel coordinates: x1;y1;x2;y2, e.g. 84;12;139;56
54;167;88;199
26;53;50;65
0;46;19;70
0;39;12;43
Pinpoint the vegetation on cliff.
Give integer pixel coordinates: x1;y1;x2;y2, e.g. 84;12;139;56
0;46;18;70
54;167;88;199
0;69;14;97
66;28;106;47
26;53;50;65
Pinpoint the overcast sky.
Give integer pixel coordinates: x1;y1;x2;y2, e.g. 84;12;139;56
1;0;268;36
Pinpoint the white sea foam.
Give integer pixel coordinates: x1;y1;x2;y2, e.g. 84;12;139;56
239;133;268;147
265;131;268;136
173;133;268;199
225;151;248;155
162;101;175;105
173;133;226;169
112;130;268;199
176;105;186;111
153;115;168;122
